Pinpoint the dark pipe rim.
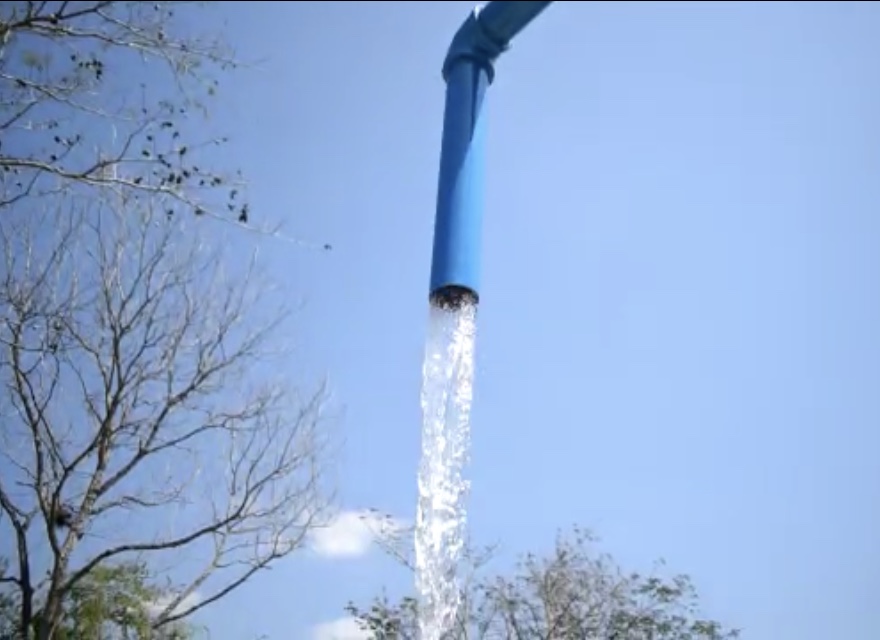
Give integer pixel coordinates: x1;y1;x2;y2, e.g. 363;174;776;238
429;285;480;310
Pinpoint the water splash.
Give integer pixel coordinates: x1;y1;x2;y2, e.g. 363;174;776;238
415;301;477;640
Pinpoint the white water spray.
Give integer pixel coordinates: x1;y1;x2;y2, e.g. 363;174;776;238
415;301;477;640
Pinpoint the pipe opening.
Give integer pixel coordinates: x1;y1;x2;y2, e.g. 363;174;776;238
429;285;479;310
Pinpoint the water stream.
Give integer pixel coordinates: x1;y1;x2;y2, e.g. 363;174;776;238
415;300;478;640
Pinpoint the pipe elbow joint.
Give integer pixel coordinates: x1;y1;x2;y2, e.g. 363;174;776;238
442;7;508;83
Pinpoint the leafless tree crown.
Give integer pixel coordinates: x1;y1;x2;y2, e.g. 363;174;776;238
0;200;334;638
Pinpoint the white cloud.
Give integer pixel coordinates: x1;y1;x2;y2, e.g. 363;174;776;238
312;616;371;640
309;509;406;558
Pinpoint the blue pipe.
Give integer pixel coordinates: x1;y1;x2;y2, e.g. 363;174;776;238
428;1;554;309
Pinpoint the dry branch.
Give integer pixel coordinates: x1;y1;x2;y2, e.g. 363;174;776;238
0;197;334;639
1;1;247;225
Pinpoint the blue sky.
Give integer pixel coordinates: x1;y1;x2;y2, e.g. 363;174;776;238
14;1;880;638
191;2;880;638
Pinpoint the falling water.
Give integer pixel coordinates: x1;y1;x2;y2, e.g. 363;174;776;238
415;299;478;640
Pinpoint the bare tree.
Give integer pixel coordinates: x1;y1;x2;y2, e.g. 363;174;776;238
0;194;334;639
0;1;252;225
347;525;740;640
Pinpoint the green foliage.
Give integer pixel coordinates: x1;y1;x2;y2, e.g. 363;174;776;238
63;564;170;639
1;561;194;640
0;559;19;637
347;526;740;640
